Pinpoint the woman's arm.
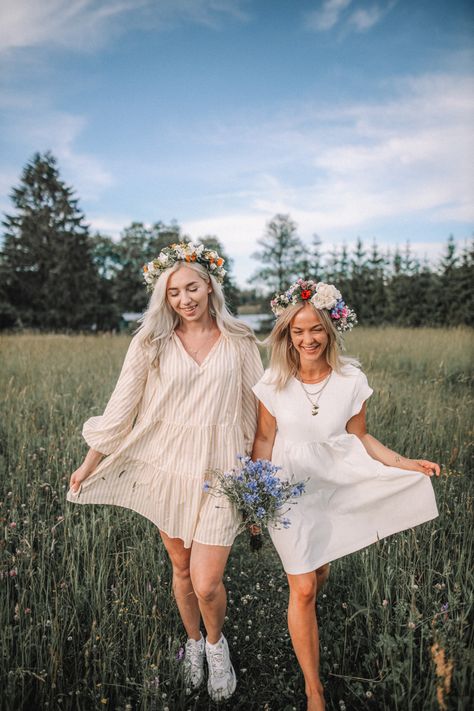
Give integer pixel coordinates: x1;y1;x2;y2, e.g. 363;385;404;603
347;403;440;477
82;335;148;455
240;339;264;454
69;336;149;492
251;401;277;461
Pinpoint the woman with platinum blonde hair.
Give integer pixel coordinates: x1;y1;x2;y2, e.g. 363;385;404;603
251;278;439;711
67;242;263;702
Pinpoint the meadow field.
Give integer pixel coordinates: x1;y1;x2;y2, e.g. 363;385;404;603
0;329;472;711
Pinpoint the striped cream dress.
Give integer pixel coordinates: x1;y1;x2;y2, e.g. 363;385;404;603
67;332;263;547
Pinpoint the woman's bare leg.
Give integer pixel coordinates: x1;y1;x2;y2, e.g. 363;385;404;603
159;530;201;640
316;563;330;596
189;542;231;644
287;571;325;711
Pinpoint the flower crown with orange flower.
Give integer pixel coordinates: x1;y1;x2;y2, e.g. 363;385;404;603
142;241;226;291
271;278;357;333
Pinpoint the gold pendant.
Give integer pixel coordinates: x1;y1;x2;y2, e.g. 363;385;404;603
312;405;319;416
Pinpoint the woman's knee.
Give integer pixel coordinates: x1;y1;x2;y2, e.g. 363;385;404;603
172;559;191;583
288;573;317;603
160;535;192;581
191;574;222;603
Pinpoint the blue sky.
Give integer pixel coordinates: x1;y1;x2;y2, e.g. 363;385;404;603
1;0;473;285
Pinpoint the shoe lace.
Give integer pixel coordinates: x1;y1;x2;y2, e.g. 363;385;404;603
208;648;226;678
186;641;202;666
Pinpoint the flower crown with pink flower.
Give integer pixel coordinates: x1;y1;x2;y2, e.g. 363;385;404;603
270;278;357;333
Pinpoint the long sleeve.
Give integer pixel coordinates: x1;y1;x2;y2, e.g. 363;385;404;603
82;335;149;455
240;337;264;454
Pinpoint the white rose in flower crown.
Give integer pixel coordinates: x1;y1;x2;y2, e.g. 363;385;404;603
194;243;205;256
311;283;342;310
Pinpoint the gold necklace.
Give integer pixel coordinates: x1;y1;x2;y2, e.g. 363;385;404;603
298;371;332;416
177;330;218;359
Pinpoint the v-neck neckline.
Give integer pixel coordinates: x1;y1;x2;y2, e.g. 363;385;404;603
173;331;223;369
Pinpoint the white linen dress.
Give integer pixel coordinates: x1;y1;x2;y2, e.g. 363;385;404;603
67;332;263;547
252;364;438;575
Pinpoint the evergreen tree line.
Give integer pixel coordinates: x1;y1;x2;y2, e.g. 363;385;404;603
250;216;474;327
1;153;472;331
0;153;239;330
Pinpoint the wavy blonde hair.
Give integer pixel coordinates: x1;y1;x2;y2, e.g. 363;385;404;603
266;302;357;389
136;261;255;367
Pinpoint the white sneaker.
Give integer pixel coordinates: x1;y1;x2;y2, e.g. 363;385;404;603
183;633;205;689
205;634;237;702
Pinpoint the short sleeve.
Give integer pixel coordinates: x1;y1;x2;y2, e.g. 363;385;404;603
252;371;277;417
82;335;148;455
350;369;374;418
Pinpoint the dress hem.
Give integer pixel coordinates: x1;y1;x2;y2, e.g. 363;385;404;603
278;509;439;575
66;492;238;549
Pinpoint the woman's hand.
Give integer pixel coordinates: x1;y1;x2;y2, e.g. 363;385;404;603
406;459;441;477
69;448;105;492
69;464;94;493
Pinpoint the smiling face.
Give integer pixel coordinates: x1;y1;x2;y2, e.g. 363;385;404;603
166;265;212;322
289;303;329;369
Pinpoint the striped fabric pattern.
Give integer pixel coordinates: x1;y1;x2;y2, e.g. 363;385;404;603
67;332;264;547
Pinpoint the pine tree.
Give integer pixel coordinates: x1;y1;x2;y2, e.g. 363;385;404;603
115;222;151;313
309;234;324;279
386;242;419;325
365;240;387;324
348;238;370;322
408;258;439;327
250;214;306;293
325;244;340;284
89;232;122;330
457;238;474;327
437;235;466;325
0;152;98;330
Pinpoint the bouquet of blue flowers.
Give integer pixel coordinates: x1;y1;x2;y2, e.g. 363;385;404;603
204;455;306;550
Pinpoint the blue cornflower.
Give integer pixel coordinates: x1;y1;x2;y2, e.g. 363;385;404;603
291;482;306;497
203;481;210;492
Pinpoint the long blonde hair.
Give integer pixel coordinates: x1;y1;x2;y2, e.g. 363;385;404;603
136;262;254;367
266;302;357;389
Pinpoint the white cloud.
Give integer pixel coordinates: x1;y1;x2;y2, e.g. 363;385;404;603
305;0;395;34
5;108;114;200
88;215;133;238
0;0;250;54
304;0;352;32
347;4;388;31
176;72;473;276
182;213;265;254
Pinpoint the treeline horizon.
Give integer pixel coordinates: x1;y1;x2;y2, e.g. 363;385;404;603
1;152;472;331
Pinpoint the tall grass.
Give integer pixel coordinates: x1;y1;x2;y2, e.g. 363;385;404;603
0;329;472;710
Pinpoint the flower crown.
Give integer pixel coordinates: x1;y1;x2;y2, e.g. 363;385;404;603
270;279;357;333
142;241;226;291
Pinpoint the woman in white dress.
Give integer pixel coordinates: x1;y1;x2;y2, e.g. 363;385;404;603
67;242;263;702
251;279;439;711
